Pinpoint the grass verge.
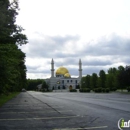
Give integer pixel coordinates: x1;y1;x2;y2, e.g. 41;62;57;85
0;92;20;107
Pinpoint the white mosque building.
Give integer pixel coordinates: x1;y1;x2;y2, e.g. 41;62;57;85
45;59;82;90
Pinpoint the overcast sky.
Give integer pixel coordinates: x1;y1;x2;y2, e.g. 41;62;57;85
17;0;130;79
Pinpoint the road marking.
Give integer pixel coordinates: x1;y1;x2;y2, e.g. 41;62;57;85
2;106;64;109
0;115;79;121
0;110;72;114
53;126;108;130
5;104;64;107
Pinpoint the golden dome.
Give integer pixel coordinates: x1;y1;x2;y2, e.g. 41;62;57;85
56;66;69;75
64;73;71;78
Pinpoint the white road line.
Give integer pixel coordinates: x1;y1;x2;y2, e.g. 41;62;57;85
0;115;79;121
0;110;72;114
5;104;63;106
53;126;108;130
1;106;64;109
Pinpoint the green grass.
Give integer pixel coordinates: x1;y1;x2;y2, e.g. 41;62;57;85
0;92;20;107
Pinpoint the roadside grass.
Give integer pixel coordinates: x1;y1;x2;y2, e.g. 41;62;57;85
0;92;20;107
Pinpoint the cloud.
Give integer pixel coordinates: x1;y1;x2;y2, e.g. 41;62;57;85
17;0;130;79
21;34;80;58
20;33;130;78
83;33;130;56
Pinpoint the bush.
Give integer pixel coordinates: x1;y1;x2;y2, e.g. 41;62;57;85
105;88;110;93
70;89;77;92
110;87;117;91
93;88;110;93
42;89;52;92
79;88;91;92
127;87;130;92
93;88;102;93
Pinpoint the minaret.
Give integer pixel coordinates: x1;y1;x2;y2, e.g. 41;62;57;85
79;59;82;79
51;58;55;78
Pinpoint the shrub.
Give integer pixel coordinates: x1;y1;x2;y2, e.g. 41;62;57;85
102;88;106;93
93;88;102;93
127;87;130;92
79;88;90;92
105;88;110;93
79;89;83;92
70;89;77;92
110;87;117;91
93;88;110;93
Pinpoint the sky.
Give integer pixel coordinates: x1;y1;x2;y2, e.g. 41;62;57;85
16;0;130;79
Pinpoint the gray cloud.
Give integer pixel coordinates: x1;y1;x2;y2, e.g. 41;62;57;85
20;33;130;78
26;64;49;74
83;33;130;56
25;34;80;58
83;59;113;66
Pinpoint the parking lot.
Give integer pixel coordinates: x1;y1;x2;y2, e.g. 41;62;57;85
0;91;130;130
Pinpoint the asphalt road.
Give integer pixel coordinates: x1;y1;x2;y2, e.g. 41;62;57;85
0;91;130;130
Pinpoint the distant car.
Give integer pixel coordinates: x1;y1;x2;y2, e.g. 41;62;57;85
22;88;26;92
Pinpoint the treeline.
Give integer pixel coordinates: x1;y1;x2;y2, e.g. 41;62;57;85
81;65;130;92
27;79;48;91
0;0;27;95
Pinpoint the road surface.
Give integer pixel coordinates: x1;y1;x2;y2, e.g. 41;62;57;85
0;91;130;130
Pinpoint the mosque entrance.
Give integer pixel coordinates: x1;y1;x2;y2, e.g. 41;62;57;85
69;85;72;90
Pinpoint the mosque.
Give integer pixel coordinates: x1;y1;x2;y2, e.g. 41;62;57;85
45;59;82;90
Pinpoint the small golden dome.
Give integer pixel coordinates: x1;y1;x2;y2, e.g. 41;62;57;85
56;66;69;75
64;73;71;78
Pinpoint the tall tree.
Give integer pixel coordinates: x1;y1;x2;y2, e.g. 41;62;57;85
85;75;91;88
0;44;27;93
125;66;130;87
106;67;118;90
117;66;125;90
81;77;86;88
0;0;27;45
91;73;98;89
27;79;44;91
99;70;106;88
0;0;28;94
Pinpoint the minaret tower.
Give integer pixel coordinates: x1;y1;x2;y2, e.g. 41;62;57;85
51;58;55;78
79;59;82;79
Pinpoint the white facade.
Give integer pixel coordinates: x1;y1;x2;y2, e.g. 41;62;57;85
45;59;82;90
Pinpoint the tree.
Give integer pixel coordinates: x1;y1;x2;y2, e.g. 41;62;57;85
118;66;130;90
81;75;91;88
42;80;49;91
91;73;98;89
81;77;86;88
27;79;44;91
117;66;125;90
0;44;27;94
125;66;130;87
99;70;106;88
106;67;118;91
0;0;27;45
0;0;28;94
85;75;91;88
